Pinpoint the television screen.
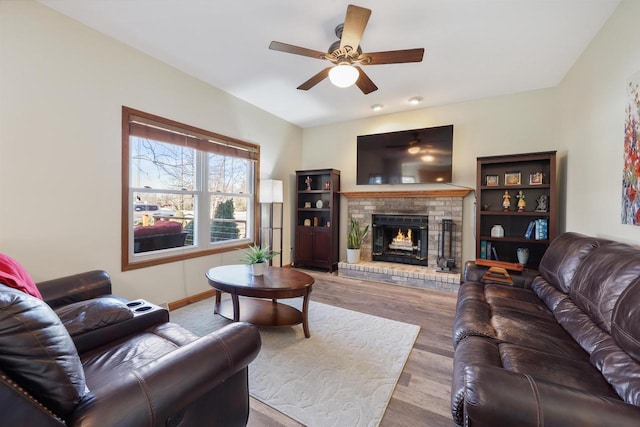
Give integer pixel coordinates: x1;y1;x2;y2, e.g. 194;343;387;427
356;125;454;185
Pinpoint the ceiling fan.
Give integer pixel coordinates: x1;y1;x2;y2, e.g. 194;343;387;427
269;4;424;94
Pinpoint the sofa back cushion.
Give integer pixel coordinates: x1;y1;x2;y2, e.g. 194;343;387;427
612;279;640;363
570;242;640;334
538;232;604;293
0;285;87;417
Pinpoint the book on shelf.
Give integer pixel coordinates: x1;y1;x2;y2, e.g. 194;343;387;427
535;218;548;240
486;241;492;259
524;221;535;239
480;240;487;259
492;246;499;261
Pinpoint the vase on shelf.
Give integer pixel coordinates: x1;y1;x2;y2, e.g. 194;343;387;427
517;248;529;265
491;224;504;238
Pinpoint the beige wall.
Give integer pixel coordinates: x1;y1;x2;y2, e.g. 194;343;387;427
0;1;302;304
558;0;640;244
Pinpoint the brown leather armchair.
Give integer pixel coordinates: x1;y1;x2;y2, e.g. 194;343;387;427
0;270;261;426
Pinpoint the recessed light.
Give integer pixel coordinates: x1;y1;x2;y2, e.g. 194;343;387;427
408;96;423;105
371;104;383;112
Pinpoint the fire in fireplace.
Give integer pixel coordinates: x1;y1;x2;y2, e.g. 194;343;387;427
372;214;428;266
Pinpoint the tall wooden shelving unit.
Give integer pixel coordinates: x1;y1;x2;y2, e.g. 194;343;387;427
294;169;340;272
476;151;557;269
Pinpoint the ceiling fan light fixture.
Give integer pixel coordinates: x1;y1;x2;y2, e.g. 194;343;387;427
329;64;359;88
407;146;420;154
409;96;423;105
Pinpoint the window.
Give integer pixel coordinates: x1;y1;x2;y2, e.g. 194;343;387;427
122;107;260;270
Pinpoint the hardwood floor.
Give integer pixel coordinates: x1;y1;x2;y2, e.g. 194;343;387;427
247;269;458;427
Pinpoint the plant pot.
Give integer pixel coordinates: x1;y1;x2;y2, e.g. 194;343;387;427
346;249;361;264
251;262;266;276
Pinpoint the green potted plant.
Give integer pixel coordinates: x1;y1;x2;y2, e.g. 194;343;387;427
346;218;369;264
239;244;280;276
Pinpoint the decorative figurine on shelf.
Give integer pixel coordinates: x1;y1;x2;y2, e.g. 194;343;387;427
324;181;331;190
305;176;312;190
502;190;511;211
535;194;549;212
516;190;526;212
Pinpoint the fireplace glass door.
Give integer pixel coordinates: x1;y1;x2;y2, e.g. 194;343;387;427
372;214;428;266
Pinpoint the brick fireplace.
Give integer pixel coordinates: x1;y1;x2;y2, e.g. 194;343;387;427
338;189;470;292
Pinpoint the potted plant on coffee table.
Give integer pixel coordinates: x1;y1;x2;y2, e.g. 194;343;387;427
239;244;280;276
346;218;369;264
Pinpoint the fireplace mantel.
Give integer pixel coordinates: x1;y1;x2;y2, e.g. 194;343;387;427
340;189;472;199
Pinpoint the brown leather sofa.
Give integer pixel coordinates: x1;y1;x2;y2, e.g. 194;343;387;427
452;232;640;427
0;270;261;426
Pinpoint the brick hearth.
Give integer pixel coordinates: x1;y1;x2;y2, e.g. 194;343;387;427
338;261;460;292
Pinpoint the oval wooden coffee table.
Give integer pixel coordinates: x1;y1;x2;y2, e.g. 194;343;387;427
205;265;314;338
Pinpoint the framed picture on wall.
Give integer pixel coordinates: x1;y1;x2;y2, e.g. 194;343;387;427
505;172;521;186
485;175;499;186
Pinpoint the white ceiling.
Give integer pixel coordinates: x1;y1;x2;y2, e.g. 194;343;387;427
38;0;620;128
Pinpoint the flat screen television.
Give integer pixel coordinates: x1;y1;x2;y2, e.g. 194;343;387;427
356;125;454;185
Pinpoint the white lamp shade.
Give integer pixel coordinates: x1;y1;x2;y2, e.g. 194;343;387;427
260;179;283;203
328;64;359;88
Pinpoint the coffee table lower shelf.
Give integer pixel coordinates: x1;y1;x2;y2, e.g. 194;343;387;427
217;298;304;329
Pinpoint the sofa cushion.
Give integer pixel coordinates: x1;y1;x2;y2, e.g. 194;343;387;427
54;297;134;337
81;322;199;391
537;232;602;293
570;242;640;333
612;279;640;363
0;285;87;417
491;306;589;359
0;253;43;299
499;343;619;399
531;276;570;311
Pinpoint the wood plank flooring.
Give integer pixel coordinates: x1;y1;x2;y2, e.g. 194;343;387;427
247;269;458;427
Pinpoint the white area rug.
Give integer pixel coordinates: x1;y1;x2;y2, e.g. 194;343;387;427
170;298;420;427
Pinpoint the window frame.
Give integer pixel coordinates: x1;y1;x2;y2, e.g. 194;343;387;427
121;106;260;271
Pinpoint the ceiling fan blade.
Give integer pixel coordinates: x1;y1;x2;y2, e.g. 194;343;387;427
297;67;331;91
340;5;371;51
269;41;327;60
362;48;425;65
354;66;377;94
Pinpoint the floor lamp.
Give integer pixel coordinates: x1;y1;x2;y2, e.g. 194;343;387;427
260;179;283;267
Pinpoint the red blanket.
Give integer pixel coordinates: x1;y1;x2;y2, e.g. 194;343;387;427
0;253;43;299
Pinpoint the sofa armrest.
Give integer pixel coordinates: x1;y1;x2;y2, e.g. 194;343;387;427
462;261;538;288
462;364;640;427
37;271;112;308
69;322;261;426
